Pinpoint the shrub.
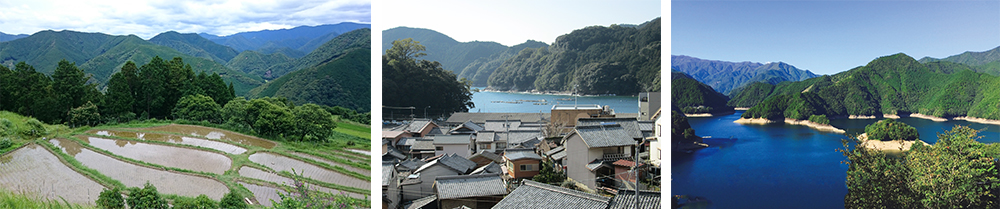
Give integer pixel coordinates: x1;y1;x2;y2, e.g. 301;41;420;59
125;183;168;209
96;187;124;209
220;190;248;209
0;138;11;150
172;194;216;209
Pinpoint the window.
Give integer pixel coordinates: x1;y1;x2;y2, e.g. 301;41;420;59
480;143;491;149
497;143;507;150
435;146;443;151
520;164;535;171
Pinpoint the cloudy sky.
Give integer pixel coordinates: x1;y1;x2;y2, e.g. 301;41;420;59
0;0;371;38
674;0;1000;75
375;0;661;46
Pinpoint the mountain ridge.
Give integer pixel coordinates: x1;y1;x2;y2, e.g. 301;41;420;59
671;55;818;95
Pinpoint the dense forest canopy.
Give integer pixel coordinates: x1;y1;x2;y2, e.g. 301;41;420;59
487;18;661;95
671;71;732;114
383;38;474;117
740;53;1000;121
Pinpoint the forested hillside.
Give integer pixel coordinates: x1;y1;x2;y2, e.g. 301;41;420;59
232;28;370;80
457;40;548;86
247;29;371;112
742;52;1000;121
0;30;263;95
919;46;1000;75
672;71;732;114
0;32;27;42
149;31;240;64
487;17;661;95
381;26;512;83
200;22;370;58
671;55;817;95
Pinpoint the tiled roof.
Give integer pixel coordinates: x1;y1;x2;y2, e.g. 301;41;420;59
404;195;436;209
445;113;549;124
427;127;444;136
397;158;427;171
505;150;542;161
638;121;654;132
545;146;565;156
383;145;406;161
611;159;642;167
470;162;502;174
586;159;603;171
468;150;502;163
415;154;477;174
607;190;661;209
411;140;435;150
520;138;541;148
392;119;436;133
573;124;635;148
434;135;470;145
578;118;642;139
476;131;495;143
551;150;567;160
449;120;484;133
507;130;543;144
382;131;408;139
434;173;508;199
382;162;395;186
485;120;522;132
493;180;609;209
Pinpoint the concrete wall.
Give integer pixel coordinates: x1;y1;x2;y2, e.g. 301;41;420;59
565;133;598;190
552;109;601;127
436;144;470;158
507;158;541;179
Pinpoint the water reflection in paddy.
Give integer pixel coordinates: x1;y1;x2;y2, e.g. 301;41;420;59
248;152;368;191
238;166;367;199
291;152;368;176
137;124;276;149
240;182;280;207
50;138;229;199
89;129;247;154
0;144;106;204
74;135;231;174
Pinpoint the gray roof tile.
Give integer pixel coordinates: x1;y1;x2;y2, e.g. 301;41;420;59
476;131;495;143
551;150;567;160
573;124;635;148
449;120;484;134
434;173;508;199
411;140;435;150
416;154;477;174
382;162;395;186
392;119;436;133
505;151;542;161
434;135;470;145
484;120;521;132
607;190;661;209
470;162;502;174
493;180;609;209
404;195;436;209
578;118;642;139
545;146;565;156
468;150;502;163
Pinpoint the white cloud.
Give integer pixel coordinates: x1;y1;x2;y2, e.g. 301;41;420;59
0;0;370;38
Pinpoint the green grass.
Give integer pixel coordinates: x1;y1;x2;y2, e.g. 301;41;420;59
334;121;371;139
0;189;94;209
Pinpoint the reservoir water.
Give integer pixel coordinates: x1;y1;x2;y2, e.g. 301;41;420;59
468;90;639;114
672;111;1000;208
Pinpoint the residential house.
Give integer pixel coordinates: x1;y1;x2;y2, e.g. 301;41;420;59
611;159;644;189
407;138;437;159
503;149;543;179
433;135;472;158
606;190;661;209
433;173;508;209
651;109;663;167
392;119;440;137
384;131;413;149
404;195;436;209
543;146;567;170
396;158;427;173
402;153;478;202
448;120;483;135
470;162;502;175
383;161;401;209
444;113;549;127
492;180;610;209
563;124;636;190
467;150;502;167
638;92;661;121
551;104;613;127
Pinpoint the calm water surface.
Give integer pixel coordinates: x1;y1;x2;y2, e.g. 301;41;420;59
467;90;639;114
673;111;1000;208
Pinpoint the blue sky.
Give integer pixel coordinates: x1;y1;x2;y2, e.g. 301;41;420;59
672;0;1000;75
375;0;661;46
0;0;370;39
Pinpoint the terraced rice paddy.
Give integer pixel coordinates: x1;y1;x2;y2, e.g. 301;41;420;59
74;135;232;174
136;124;277;149
238;166;367;199
49;138;229;199
291;152;369;176
240;182;281;207
249;152;369;190
0;144;105;204
89;130;247;154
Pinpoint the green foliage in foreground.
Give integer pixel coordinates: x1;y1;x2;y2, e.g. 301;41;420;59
219;190;248;209
125;183;168;209
533;159;566;184
0;188;92;209
864;119;919;141
808;114;830;125
840;125;1000;208
96;187;124;209
271;170;367;209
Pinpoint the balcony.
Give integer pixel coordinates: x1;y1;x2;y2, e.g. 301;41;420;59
601;153;630;161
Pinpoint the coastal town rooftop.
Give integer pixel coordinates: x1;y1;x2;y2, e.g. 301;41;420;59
552;104;602;110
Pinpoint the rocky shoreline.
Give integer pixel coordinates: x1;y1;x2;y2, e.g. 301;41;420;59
734;117;846;133
857;133;929;151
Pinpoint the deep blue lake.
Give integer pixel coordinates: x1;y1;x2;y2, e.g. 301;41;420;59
468;90;639;114
672;111;1000;208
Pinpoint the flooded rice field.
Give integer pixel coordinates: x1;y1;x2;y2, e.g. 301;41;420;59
346;149;371;156
136;124;276;149
248;152;369;190
238;166;367;199
74;135;231;174
0;144;106;204
240;182;281;207
50;138;229;199
291;152;368;176
89;130;247;154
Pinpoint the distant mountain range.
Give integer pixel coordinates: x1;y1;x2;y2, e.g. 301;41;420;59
671;55;818;95
0;32;28;42
0;23;371;111
200;22;370;58
383;17;661;94
919;46;1000;75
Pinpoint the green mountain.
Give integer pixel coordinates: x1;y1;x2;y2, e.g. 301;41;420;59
149;31;240;64
201;22;370;58
742;53;1000;120
672;71;732;114
457;40;549;86
381;26;512;81
0;32;28;42
487;17;661;95
0;30;263;95
247;29;371;111
919;46;1000;75
727;82;776;108
226;50;295;78
671;55;818;95
241;28;370;80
